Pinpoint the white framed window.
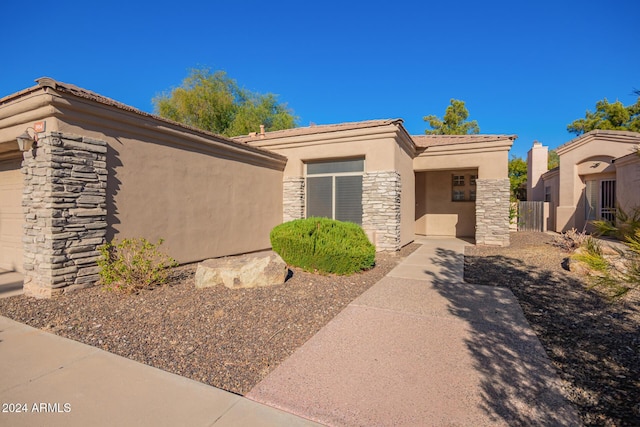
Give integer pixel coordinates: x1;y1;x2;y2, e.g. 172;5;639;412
306;158;364;225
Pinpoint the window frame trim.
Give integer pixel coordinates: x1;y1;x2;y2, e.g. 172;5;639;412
304;158;365;223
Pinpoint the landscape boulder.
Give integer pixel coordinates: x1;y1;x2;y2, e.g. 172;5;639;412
195;250;288;290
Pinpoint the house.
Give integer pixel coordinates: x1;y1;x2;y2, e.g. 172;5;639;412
0;78;514;298
527;130;640;233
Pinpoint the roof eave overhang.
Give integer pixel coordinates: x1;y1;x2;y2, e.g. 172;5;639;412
556;130;640;156
0;78;288;171
415;138;515;157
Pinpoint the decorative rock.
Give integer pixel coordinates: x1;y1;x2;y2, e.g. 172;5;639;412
475;178;510;247
22;132;107;298
195;251;287;290
283;178;305;222
362;171;401;251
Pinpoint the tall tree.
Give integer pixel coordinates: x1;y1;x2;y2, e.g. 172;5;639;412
567;94;640;135
153;68;297;137
508;156;527;201
424;99;480;135
548;149;559;170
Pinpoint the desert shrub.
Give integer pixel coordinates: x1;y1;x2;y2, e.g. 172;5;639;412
572;237;608;272
270;217;375;275
552;228;588;252
592;206;640;240
97;237;178;293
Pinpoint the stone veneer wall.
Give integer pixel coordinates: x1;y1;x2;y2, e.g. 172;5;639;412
22;132;108;298
283;177;305;222
362;171;401;251
475;178;510;246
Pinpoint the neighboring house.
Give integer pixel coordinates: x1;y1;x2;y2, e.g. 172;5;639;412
0;78;514;298
527;130;640;233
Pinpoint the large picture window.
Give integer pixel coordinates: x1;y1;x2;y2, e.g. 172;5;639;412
306;159;364;225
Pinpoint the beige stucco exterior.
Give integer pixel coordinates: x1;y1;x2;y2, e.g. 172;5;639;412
239;121;416;248
0;158;23;272
415;170;476;237
413;140;510;178
528;130;640;232
413;136;513;239
0;79;286;271
614;152;640;212
0;78;516;295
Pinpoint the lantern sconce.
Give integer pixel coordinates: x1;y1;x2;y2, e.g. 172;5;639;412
16;127;38;152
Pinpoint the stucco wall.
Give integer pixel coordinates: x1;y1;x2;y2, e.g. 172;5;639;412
0;157;24;272
541;171;559;231
246;125;415;250
615;153;640;213
415;170;476;237
413;146;508;179
413;140;511;242
55;117;284;264
394;140;416;246
555;132;639;231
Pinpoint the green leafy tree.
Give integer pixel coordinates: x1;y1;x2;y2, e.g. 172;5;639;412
567;94;640;135
153;68;297;137
424;99;480;135
548;149;559;170
509;156;527;201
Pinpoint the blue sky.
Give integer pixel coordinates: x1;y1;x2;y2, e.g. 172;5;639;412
1;0;638;159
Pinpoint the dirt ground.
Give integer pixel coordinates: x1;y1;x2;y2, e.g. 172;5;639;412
466;232;639;427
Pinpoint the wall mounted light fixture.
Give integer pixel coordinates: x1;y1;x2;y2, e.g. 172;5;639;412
16;127;38;151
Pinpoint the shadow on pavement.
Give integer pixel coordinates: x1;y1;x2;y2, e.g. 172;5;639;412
424;247;584;426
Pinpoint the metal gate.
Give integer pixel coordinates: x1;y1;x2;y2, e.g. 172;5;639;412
518;201;545;232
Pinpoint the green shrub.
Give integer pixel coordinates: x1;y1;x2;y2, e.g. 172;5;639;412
270;217;375;275
572;236;608;272
593;206;640;240
97;237;178;293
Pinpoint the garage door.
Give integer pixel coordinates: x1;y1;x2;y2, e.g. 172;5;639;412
0;158;24;272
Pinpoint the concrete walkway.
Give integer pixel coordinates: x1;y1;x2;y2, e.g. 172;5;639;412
247;237;582;426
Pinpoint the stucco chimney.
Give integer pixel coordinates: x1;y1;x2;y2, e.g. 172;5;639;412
259;124;265;139
527;140;548;201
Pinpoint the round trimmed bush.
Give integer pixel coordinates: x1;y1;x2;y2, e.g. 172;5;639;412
270;217;375;275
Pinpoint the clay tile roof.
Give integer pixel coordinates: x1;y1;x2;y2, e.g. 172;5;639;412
234;119;404;142
411;134;517;148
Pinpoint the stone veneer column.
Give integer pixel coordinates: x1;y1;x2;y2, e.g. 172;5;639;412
475;178;510;246
22;132;108;298
283;177;305;222
362;171;401;251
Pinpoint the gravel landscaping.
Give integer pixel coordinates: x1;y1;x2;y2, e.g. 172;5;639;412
1;232;638;426
0;244;418;396
465;232;640;427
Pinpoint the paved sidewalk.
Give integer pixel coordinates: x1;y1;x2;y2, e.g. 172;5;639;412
247;237;582;426
0;316;321;427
